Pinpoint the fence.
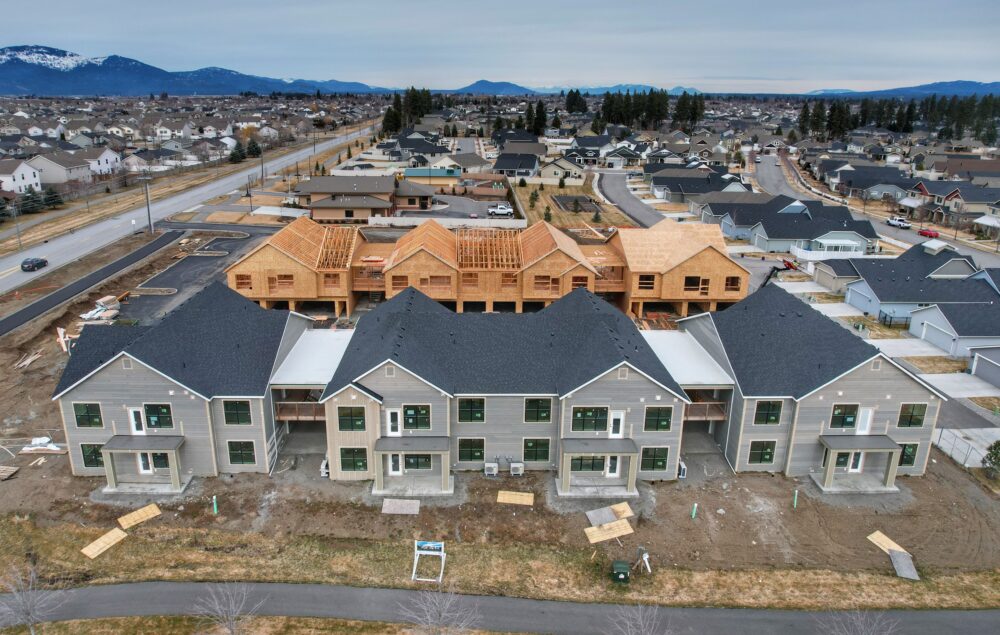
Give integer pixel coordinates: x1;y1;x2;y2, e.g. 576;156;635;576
367;216;526;229
933;427;986;468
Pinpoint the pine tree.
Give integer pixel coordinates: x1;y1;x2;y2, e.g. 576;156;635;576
246;139;262;158
592;209;601;223
525;103;535;134
809;102;826;140
551;114;562;129
533;100;547;136
18;187;44;214
42;186;63;208
558;176;565;189
798;102;811;137
543;205;552;222
229;141;245;163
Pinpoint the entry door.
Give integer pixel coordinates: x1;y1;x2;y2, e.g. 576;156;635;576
609;411;625;439
849;452;864;473
137;452;153;474
388;453;402;476
856;408;873;435
387;409;401;437
128;407;145;435
606;456;620;478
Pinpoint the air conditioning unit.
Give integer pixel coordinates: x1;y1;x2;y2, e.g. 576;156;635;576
677;461;688;480
509;462;525;476
484;462;499;477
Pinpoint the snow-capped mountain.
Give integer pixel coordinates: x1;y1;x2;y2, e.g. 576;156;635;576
0;45;107;71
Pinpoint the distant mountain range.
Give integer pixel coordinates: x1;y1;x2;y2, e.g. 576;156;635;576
1;46;998;98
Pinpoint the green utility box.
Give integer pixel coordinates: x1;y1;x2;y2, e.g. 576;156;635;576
610;560;630;584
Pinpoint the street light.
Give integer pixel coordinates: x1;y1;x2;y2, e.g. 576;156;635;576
138;172;154;234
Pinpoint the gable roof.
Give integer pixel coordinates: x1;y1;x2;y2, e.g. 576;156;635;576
321;287;687;401
926;302;1000;337
707;285;881;398
250;216;359;271
519;222;596;273
384;219;458;270
53;283;292;399
848;243;991;304
614;221;743;274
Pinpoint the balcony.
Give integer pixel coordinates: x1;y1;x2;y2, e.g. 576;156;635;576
595;277;626;292
352;275;385;291
275;402;326;421
684;402;727;421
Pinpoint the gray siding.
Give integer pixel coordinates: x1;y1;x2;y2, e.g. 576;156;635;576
210;398;268;474
449;396;559;472
930;259;978;278
357;363;450;438
972;349;1000;388
734;397;795;472
59;355;217;481
323;385;380;481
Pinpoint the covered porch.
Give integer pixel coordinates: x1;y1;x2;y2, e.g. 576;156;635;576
556;438;639;498
372;436;453;496
99;435;189;494
812;435;902;494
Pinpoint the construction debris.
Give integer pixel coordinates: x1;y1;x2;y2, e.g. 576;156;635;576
118;503;162;529
12;350;42;370
19;437;66;455
79;295;121;321
868;530;920;581
0;466;19;481
497;490;534;506
381;498;420;515
81;528;128;560
585;502;634;526
585;518;634;544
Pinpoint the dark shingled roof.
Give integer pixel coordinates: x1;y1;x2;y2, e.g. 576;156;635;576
53;283;291;399
934;302;1000;336
709;285;879;398
848;243;991;304
322;288;687;401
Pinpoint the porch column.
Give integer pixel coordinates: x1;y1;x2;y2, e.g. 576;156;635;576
679;301;688;317
334;300;342;317
561;453;572;492
485;300;494;312
514;300;523;313
289;300;298;312
883;450;900;488
440;450;450;491
626;453;638;493
822;450;837;489
169;450;181;491
103;451;118;490
456;301;463;313
374;453;384;492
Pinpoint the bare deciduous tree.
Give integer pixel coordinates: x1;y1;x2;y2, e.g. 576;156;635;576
608;603;673;635
398;584;480;635
194;582;266;635
817;610;900;635
0;565;66;635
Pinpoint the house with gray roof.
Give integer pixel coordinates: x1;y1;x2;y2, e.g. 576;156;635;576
908;301;1000;357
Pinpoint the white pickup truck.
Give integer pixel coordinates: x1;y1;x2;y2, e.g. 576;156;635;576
886;216;912;229
488;203;514;217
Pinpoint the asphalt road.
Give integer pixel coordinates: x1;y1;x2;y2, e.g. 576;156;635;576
594;171;664;228
756;158;1000;269
0;231;183;337
453;136;476;154
2;581;994;634
0;126;372;296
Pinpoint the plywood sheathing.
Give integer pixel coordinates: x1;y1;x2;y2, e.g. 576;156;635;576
584;518;634;544
81;528;127;559
497;490;534;506
118;503;162;530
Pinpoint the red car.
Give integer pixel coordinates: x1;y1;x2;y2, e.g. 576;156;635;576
918;228;940;238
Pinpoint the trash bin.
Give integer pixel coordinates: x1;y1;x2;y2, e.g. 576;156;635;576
610;560;630;584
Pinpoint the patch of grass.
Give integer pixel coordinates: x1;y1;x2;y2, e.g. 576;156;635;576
902;356;969;374
515;176;634;228
969;468;1000;496
970;396;1000;414
837;316;907;339
26;616;404;634
809;292;846;304
1;516;999;611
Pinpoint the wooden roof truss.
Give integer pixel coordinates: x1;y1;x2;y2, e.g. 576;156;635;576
456;229;522;270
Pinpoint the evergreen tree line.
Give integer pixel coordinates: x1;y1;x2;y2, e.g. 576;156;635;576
564;89;588;113
597;89;671;129
671;91;705;131
381;87;434;135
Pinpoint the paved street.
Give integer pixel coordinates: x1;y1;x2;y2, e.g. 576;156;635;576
1;581;995;634
0;125;372;296
594;171;664;227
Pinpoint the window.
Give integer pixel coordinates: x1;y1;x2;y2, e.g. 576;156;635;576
644;407;673;431
748;441;776;464
618;367;629;380
835;452;850;468
461;272;479;289
344;210;354;218
338;406;366;431
533;274;558;292
571;276;588;289
523;438;549;462
899;443;918;467
402;405;430;429
235;274;252;289
428;275;450;288
830;404;858;429
122;357;132;370
152;453;169;469
524;398;551;423
385;365;395;378
871;359;882;371
458;438;485;461
391;275;408;291
683;276;701;291
501;272;517;289
81;443;104;468
725;276;741;292
340;448;368;471
322;273;341;288
572;407;608;431
276;274;294;289
458;399;485;423
228;441;256;465
897;404;926;428
405;454;432;470
223;401;252;425
407;197;416;205
753;401;782;425
571;456;605;471
73;403;103;428
641;447;669;471
637;274;655;290
144;404;173;429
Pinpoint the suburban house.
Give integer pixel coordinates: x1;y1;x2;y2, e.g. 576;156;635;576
679;285;945;492
908;302;1000;357
431;153;490;174
0;158;40;194
650;170;747;203
293;175;424;223
537;156;584;181
74;147;122;176
225;217;749;318
27;151;92;185
491;153;539;177
970;346;1000;389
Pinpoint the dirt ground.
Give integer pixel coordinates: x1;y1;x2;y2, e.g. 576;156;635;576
516;177;635;229
970;396;1000;413
836;315;907;339
902;356;970;374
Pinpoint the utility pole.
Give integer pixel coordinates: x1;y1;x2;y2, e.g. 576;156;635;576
11;199;23;252
260;150;265;181
247;175;254;212
142;177;154;234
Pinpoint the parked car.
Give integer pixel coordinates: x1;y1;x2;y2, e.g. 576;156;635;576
917;228;940;238
20;257;48;272
468;213;479;219
488;203;514;217
754;156;761;163
886;216;912;229
627;171;642;178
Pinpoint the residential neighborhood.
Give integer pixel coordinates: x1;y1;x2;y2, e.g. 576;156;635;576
0;2;999;633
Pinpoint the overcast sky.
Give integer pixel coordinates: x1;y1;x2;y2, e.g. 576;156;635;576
11;0;999;92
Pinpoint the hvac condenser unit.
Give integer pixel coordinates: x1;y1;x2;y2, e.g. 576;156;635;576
484;462;499;477
509;462;525;476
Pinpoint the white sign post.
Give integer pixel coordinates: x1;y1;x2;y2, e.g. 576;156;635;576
411;540;446;583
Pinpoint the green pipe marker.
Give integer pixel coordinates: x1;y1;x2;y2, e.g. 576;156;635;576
691;502;698;519
212;495;218;515
793;489;799;509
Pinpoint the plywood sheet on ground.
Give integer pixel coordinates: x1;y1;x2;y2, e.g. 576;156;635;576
118;503;161;529
584;518;634;544
81;528;127;559
0;466;19;480
868;530;908;555
586;502;635;527
382;498;421;515
888;549;920;581
497;491;534;506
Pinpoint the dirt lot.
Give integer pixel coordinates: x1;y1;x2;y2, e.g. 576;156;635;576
902;356;970;374
41;616;406;634
836;315;907;339
516;176;635;229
